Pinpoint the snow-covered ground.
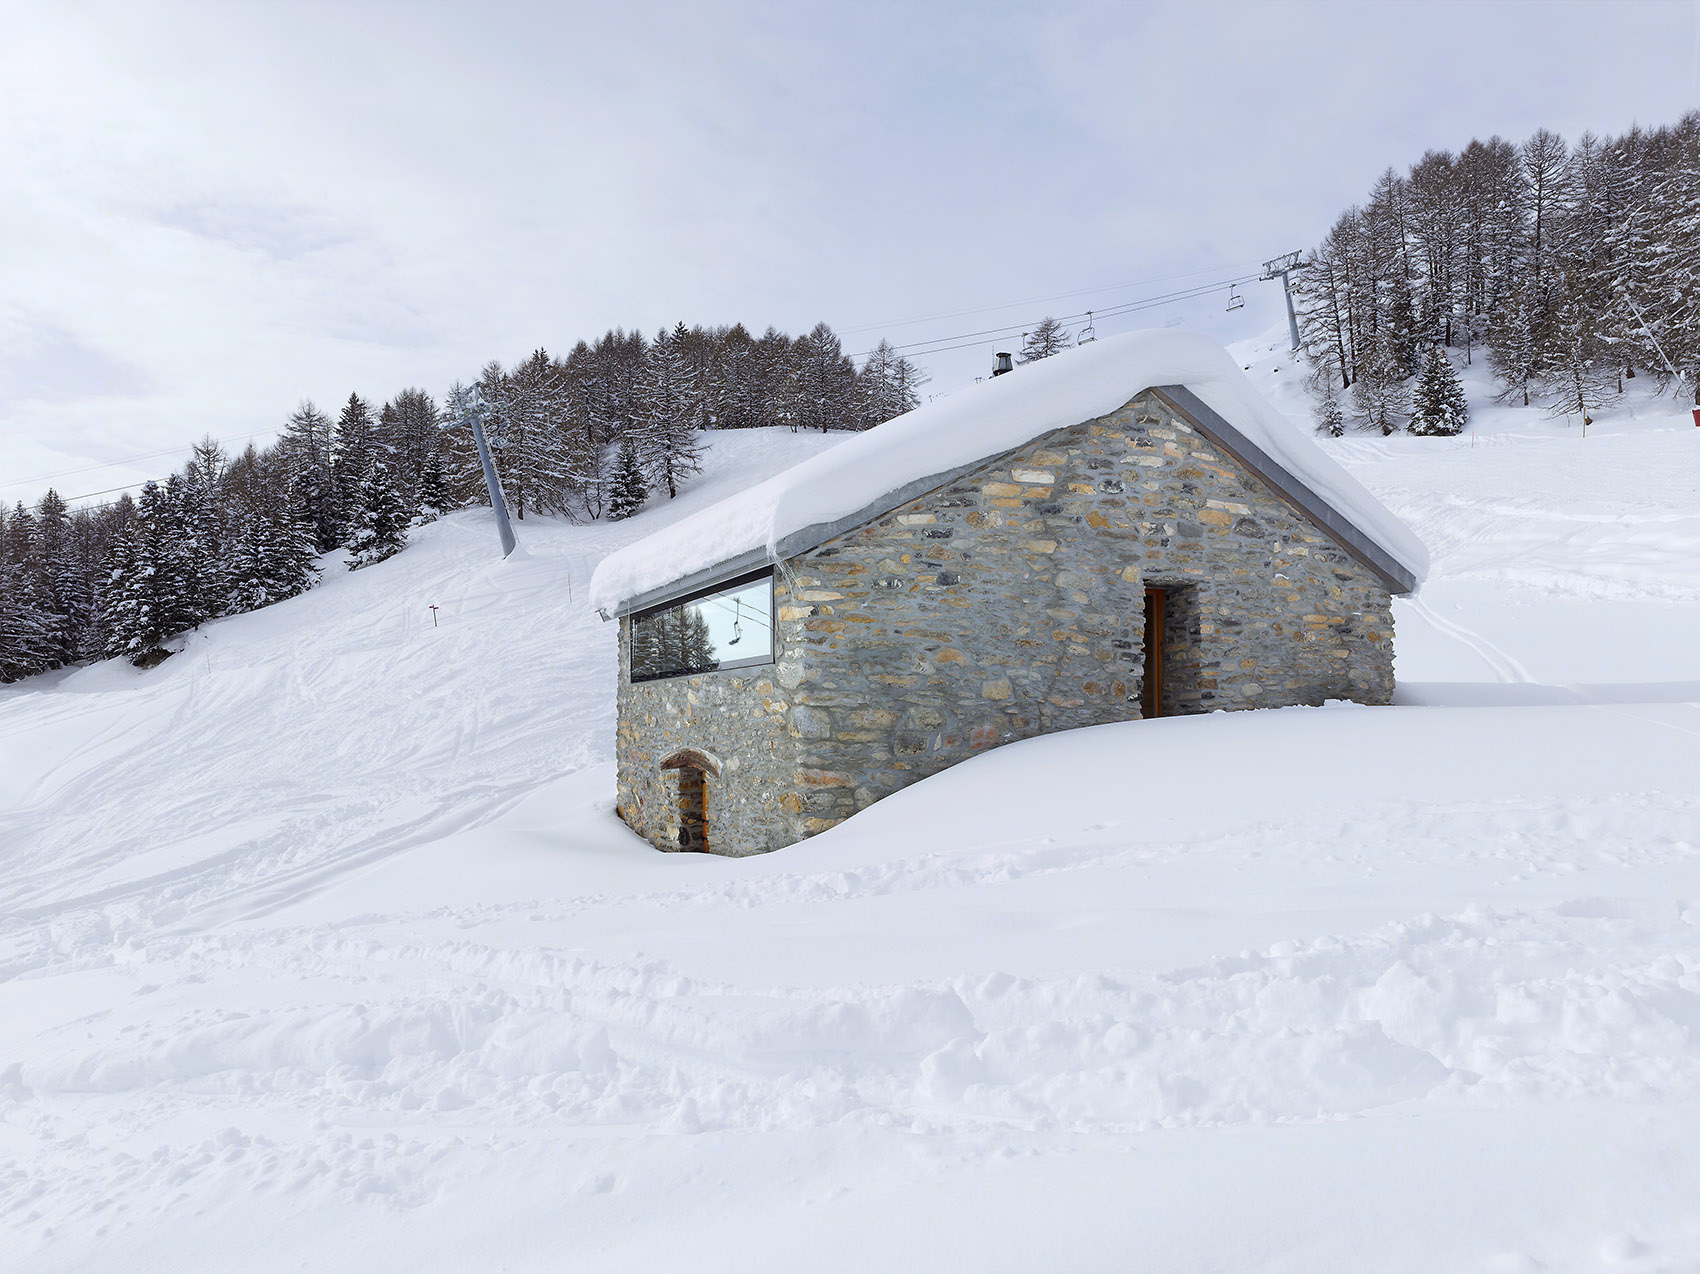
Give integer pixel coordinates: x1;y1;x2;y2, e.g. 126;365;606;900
3;352;1699;1273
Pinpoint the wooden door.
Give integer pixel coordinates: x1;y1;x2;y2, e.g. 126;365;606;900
1141;588;1165;720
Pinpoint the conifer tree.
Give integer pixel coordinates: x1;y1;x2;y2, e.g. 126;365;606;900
33;489;84;667
267;501;322;600
1543;272;1613;428
1313;375;1346;437
607;443;648;521
639;330;704;498
1410;345;1470;435
332;392;378;537
280;400;338;551
346;462;410;570
1350;341;1409;435
0;562;59;681
98;531;140;661
859;339;929;425
414;453;451;525
1017;317;1072;363
224;519;274;614
1488;286;1541;406
105;481;197;664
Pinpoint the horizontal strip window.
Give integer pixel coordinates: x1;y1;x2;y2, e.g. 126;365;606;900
630;570;775;683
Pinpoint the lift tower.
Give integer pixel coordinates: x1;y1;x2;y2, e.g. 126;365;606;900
1262;251;1306;353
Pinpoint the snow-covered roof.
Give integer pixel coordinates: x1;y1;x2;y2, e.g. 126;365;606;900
589;330;1429;616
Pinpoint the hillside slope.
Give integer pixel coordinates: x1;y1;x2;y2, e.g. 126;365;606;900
3;379;1699;1274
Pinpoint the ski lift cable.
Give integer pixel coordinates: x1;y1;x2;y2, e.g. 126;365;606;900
863;274;1260;355
849;273;1260;362
839;260;1265;335
1;426;288;493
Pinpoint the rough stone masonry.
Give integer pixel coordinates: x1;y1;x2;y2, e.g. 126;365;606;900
615;389;1395;856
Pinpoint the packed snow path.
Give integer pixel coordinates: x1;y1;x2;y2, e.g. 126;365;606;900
3;382;1699;1272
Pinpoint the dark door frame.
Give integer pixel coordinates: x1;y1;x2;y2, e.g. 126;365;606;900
1141;587;1166;720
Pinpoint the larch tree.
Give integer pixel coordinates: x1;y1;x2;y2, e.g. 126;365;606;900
1017;317;1072;363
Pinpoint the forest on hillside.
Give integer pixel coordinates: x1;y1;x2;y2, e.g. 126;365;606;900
1297;112;1700;436
0;320;926;681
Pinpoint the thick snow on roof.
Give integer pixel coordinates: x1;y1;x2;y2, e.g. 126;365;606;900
589;330;1430;614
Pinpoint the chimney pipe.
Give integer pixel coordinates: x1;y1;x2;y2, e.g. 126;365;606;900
992;352;1013;377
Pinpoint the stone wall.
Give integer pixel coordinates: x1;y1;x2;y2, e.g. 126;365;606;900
615;389;1395;856
613;575;803;857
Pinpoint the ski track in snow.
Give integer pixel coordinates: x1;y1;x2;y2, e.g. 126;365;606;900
4;384;1700;1272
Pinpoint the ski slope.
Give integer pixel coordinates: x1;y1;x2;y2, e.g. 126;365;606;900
3;360;1700;1274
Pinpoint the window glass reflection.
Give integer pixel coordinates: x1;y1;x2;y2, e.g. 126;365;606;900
631;574;774;682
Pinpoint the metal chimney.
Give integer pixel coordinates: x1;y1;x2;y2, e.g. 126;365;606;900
992;352;1013;376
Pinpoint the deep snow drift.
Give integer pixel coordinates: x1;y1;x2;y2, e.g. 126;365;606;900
3;354;1699;1274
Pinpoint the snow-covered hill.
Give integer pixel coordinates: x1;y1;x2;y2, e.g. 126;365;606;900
3;369;1699;1274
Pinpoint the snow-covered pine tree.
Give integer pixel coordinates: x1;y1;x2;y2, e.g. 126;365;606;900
224;519;273;614
105;481;197;665
1017;317;1071;363
795;323;859;431
97;530;139;661
638;330;704;499
413;453;451;525
172;469;224;624
380;387;443;511
267;500;321;600
0;561;59;682
32;488;84;668
332;393;378;539
1409;345;1469;435
505;348;579;517
858;339;928;426
606;442;648;521
345;461;410;570
279;400;338;551
161;474;211;628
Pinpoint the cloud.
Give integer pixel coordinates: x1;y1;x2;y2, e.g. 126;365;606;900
1;0;1694;495
0;323;154;404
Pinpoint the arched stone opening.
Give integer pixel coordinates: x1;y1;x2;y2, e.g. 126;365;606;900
660;749;721;852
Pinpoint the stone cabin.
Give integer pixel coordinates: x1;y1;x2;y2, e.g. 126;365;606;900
590;333;1427;857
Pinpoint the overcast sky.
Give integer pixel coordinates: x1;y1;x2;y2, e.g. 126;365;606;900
3;0;1697;510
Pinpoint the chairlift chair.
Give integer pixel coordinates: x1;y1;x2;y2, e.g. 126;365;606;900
1077;310;1097;344
1226;286;1245;312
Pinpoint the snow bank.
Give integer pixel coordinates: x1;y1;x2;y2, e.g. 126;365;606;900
4;388;1700;1273
589;330;1430;614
